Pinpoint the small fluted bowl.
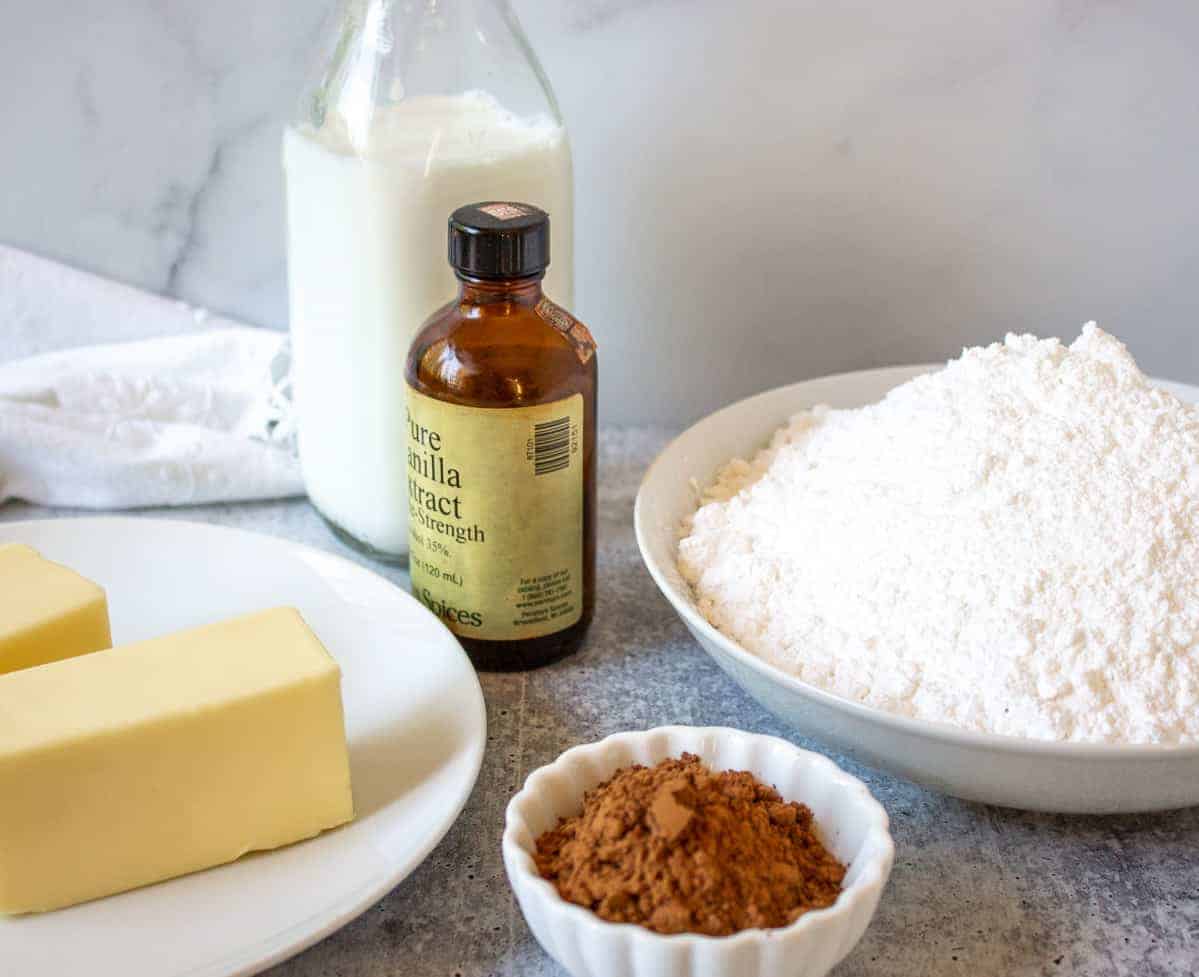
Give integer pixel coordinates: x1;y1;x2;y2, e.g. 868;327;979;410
502;725;894;977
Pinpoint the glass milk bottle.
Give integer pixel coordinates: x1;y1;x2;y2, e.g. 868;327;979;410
283;0;573;562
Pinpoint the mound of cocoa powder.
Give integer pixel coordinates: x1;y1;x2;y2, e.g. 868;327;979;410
532;753;846;936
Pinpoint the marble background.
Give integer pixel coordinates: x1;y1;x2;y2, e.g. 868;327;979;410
2;0;1198;423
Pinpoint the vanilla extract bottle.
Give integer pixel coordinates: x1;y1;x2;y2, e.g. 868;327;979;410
406;202;597;671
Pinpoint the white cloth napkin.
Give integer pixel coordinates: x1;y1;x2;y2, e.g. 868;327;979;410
0;246;303;509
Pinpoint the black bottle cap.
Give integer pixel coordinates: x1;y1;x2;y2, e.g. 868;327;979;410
448;202;550;279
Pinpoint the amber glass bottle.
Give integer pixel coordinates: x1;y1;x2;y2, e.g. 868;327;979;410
405;202;596;671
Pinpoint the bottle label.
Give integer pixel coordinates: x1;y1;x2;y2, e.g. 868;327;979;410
478;202;534;221
536;297;597;364
407;388;584;641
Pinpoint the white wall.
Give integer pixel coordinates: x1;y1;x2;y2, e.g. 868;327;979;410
2;1;1197;424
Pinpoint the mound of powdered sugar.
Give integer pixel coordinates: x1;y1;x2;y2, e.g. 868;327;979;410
678;325;1199;743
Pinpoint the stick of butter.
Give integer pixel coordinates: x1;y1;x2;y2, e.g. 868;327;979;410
0;607;354;914
0;543;112;674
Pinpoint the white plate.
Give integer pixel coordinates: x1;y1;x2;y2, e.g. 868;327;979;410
0;517;486;977
635;365;1199;814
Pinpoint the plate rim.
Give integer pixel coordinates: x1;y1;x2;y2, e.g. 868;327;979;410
0;514;488;977
635;365;1199;760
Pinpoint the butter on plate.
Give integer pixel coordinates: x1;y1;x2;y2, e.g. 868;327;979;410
0;543;112;674
0;606;355;914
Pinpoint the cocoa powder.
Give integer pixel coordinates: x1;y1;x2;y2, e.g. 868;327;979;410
533;753;846;936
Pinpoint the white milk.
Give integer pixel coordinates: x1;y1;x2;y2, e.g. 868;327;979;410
284;92;573;558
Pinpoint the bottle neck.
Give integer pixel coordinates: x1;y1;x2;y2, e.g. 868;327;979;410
456;272;544;306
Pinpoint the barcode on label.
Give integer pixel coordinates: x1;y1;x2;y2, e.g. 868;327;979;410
533;417;571;476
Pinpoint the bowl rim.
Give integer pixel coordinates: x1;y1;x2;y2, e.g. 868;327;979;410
502;724;895;950
634;368;1199;760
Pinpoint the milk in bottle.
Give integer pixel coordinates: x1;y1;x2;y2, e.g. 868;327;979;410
284;2;573;561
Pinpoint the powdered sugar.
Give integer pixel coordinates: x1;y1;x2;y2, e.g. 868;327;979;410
677;325;1199;743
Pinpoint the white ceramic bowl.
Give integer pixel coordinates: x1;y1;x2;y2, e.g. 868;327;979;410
503;725;893;977
634;366;1199;814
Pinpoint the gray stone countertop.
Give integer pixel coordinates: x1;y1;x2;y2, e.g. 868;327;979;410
2;428;1196;977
